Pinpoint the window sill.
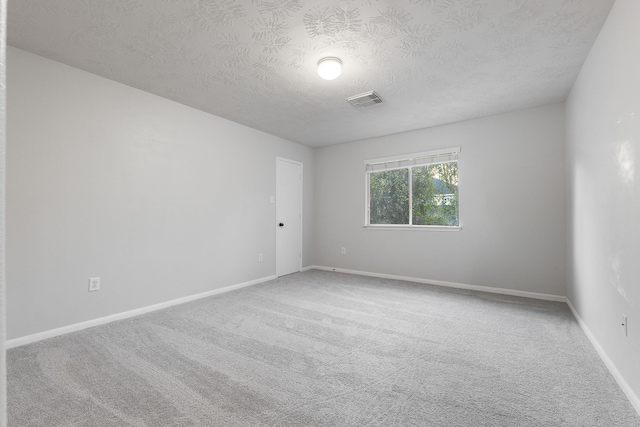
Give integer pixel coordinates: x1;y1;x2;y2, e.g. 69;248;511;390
363;225;462;232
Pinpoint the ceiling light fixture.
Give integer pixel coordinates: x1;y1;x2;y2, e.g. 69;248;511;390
317;57;342;80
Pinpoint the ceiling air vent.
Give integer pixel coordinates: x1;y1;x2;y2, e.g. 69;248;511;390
346;91;383;108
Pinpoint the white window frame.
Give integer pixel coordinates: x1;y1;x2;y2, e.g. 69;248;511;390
364;147;462;231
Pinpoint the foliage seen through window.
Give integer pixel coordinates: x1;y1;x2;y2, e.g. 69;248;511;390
368;159;458;227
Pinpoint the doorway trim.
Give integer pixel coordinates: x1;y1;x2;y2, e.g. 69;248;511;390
275;157;303;277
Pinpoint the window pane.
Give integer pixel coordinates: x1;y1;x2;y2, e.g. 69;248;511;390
412;162;458;226
369;169;409;224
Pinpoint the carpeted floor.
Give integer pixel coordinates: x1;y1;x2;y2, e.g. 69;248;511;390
7;270;640;426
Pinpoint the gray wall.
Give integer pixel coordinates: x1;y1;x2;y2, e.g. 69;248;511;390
0;0;7;423
7;47;314;340
565;0;640;406
313;104;567;296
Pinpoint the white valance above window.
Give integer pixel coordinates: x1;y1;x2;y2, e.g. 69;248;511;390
365;147;460;173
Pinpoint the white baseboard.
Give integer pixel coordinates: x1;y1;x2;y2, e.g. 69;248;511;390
6;275;277;349
308;265;567;302
566;300;640;416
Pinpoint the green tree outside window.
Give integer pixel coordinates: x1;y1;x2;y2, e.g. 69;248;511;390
368;161;458;226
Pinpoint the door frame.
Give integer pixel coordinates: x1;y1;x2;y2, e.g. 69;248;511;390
275;157;303;277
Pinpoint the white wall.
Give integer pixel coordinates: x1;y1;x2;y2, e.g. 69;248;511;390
314;104;567;296
6;47;314;340
565;0;640;407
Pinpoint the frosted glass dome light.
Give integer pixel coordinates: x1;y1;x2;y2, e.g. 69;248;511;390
317;57;342;80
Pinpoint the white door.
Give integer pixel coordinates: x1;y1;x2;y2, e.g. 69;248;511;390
276;157;302;277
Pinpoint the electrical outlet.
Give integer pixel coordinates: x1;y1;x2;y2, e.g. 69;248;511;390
89;277;100;292
258;253;263;262
621;314;627;337
341;247;346;255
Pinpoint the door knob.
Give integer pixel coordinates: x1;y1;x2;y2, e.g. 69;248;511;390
279;223;284;227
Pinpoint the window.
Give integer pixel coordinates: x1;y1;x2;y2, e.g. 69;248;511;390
365;147;460;229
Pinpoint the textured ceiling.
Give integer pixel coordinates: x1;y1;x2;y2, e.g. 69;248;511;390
8;0;614;147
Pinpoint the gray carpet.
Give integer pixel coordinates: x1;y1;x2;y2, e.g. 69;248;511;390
7;270;640;426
